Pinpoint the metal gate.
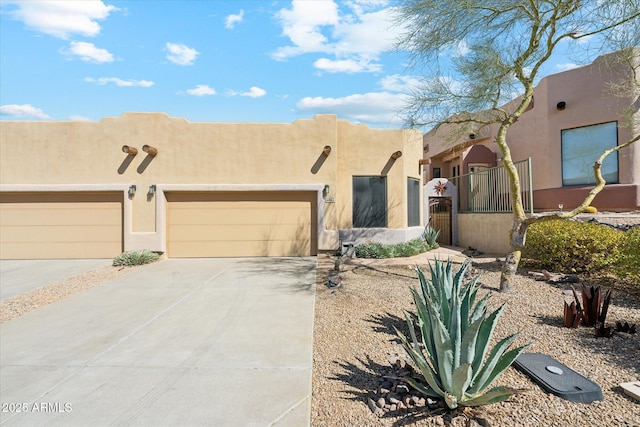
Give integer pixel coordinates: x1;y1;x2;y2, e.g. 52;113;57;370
429;197;452;245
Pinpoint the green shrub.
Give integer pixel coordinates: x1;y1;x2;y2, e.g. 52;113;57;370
397;260;529;409
113;249;160;266
616;226;640;280
523;220;624;273
355;237;438;259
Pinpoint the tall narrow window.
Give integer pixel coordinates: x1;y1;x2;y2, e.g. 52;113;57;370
562;122;618;186
407;178;420;227
353;176;387;228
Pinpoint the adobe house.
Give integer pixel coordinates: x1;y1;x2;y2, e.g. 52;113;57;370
0;114;424;259
423;49;640;212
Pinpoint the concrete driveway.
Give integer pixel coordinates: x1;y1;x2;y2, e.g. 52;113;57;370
0;257;316;426
0;259;112;300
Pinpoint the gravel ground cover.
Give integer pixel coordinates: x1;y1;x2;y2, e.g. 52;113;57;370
312;253;640;426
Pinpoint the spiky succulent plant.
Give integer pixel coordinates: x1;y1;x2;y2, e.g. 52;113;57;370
113;249;160;266
396;260;529;409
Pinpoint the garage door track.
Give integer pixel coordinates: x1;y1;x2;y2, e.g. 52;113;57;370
0;257;316;426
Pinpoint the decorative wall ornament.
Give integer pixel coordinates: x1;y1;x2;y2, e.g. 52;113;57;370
434;180;447;196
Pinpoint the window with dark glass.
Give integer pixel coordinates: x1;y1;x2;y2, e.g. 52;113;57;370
353;176;387;228
433;167;441;179
562;121;618;186
407;178;420;227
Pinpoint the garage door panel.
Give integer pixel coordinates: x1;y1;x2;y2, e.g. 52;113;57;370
0;192;123;259
1;205;121;226
169;206;310;226
167;191;317;258
169;222;312;242
0;225;122;243
2;242;122;260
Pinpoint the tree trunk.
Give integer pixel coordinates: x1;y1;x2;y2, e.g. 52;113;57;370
500;217;528;292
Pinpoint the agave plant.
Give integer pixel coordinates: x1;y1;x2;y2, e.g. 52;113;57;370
396;259;529;409
113;249;160;266
421;225;441;248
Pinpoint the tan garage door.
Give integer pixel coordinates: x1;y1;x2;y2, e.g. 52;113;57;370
166;191;317;257
0;192;123;259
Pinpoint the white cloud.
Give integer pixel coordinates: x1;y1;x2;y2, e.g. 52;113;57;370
272;1;400;75
555;63;580;72
185;85;216;96
61;41;113;63
225;9;244;29
296;91;409;127
4;0;117;39
0;104;51;119
226;86;267;98
314;58;381;73
378;74;422;92
273;0;339;59
165;42;199;66
84;77;154;87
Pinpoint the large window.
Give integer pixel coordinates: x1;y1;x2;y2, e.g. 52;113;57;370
407;178;420;227
562;121;618;186
353;176;386;228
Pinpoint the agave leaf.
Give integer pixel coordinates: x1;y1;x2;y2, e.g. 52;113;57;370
427;297;454;392
462;386;520;406
410;288;438;366
470;304;505;377
470;293;491;324
452;260;470;292
471;342;530;395
450;285;462;367
396;328;445;395
451;363;473;398
459;315;485;366
403;310;422;355
404;376;442;398
469;332;519;395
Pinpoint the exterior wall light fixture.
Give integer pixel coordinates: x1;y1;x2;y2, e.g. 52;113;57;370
148;184;156;195
323;184;330;196
128;185;137;198
122;145;138;155
142;145;158;156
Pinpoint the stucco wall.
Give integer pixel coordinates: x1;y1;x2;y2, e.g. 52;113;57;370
458;213;513;254
0;113;423;253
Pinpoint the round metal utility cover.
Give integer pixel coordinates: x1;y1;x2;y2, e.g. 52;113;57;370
546;365;563;375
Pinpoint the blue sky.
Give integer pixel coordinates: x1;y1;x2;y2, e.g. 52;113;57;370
0;0;585;129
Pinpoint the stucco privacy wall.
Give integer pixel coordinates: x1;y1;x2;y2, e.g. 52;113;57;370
0;113;423;257
458;213;513;254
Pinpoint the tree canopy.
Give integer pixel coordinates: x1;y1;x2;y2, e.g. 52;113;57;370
396;0;640;129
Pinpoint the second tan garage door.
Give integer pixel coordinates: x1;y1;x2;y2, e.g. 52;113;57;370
166;191;317;257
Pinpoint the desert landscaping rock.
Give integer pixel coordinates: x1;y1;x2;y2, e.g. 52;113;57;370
312;252;640;426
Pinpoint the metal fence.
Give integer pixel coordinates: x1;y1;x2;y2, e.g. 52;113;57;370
449;158;533;213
